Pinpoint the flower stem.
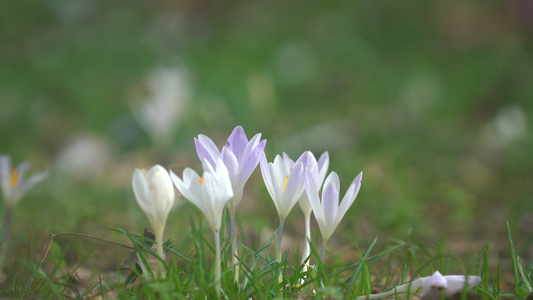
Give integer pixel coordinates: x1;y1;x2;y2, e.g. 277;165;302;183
155;230;165;279
301;213;311;267
229;210;239;284
276;217;286;285
214;229;222;298
0;206;13;274
319;238;329;260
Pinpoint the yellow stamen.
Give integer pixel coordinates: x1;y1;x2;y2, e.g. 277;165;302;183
9;167;19;187
283;169;293;192
198;177;203;185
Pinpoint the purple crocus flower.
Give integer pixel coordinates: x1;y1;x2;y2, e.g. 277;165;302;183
194;126;266;214
194;126;266;282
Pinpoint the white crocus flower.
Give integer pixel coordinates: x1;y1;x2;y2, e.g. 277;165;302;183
306;171;362;258
170;157;233;297
356;271;482;299
132;164;175;278
283;151;329;268
0;155;48;209
260;153;306;279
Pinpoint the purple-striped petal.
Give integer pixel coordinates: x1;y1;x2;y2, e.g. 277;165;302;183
194;135;220;166
236;139;265;186
225;126;247;159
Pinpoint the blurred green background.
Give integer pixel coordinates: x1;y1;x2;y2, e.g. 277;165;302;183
1;0;532;270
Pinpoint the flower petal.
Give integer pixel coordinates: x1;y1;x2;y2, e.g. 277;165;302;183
306;171;325;228
225;126;247;159
282;152;295;173
334;172;362;230
132;169;154;221
442;274;482;293
235;139;265;187
323;171;340;195
221;147;239;184
321;178;339;238
317;151;330;185
194;135;220;166
280;162;305;217
0;155;11;192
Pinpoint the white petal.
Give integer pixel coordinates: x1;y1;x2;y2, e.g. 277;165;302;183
443;274;482;294
281;162;306;216
221;147;239;184
317;151;330;185
323;172;340;196
132;169;150;208
334;172;362;229
306;172;325;229
322;182;339;225
0;155;11;192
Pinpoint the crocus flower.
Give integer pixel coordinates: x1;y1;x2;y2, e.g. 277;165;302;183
132;164;175;278
194;126;266;281
170;157;233;297
306;171;362;258
283;151;329;268
0;155;48;209
0;155;47;272
356;271;482;299
260;153;306;275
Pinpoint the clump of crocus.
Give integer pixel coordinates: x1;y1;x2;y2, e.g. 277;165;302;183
260;153;307;279
170;157;233;297
0;155;48;274
306;171;362;258
283;151;329;270
194;126;266;282
355;270;482;299
132;165;175;278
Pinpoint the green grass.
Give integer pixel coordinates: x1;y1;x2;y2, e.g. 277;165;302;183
1;215;531;299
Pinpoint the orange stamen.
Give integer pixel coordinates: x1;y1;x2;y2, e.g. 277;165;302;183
9;167;19;187
198;177;203;185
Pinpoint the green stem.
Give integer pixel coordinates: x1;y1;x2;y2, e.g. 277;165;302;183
229;210;239;284
276;217;286;286
155;230;165;279
0;206;13;273
214;229;222;298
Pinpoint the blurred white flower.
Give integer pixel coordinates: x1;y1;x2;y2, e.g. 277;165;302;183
132;67;190;145
356;271;482;299
482;104;527;150
132;164;175;277
0;155;47;209
306;171;362;257
55;134;111;180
